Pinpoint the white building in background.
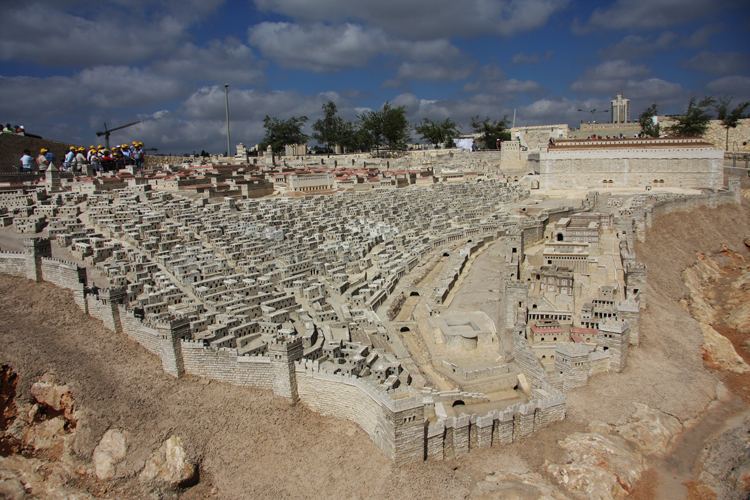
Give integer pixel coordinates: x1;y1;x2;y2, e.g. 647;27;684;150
611;94;630;124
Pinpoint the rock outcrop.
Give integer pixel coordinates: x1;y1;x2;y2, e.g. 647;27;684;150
139;435;197;488
92;429;127;480
547;432;645;499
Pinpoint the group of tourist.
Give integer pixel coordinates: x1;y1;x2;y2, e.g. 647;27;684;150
19;141;146;174
3;123;25;135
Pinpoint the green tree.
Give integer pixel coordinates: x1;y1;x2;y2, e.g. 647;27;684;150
667;97;715;137
260;115;308;154
415;118;460;148
312;101;344;153
638;104;660;138
339;121;373;153
359;102;410;153
714;97;750;150
470;116;510;149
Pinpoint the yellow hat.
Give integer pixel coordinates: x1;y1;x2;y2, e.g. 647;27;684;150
132;141;138;145
78;147;85;152
40;148;48;153
89;145;95;149
97;144;103;149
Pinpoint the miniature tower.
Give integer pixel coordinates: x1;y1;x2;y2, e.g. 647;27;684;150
268;334;304;402
624;261;646;307
23;237;51;282
45;162;62;192
158;317;190;378
503;280;528;330
598;320;630;372
617;298;640;345
97;286;126;333
729;177;741;203
554;344;590;391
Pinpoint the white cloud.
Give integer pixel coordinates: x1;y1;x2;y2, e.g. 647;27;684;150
571;60;653;93
78;66;184;108
511;51;553;64
249;21;468;73
153;39;265;85
249;22;386;71
601;32;678;59
0;3;188;66
254;0;568;39
684;51;750;75
579;0;730;31
393;62;473;82
706;75;750;100
464;65;541;94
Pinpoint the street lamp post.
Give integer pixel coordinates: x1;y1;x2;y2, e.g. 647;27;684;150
224;84;231;157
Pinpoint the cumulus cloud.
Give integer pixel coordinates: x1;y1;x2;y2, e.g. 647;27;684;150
684;51;750;75
387;61;473;85
600;32;678;59
577;0;735;31
249;22;387;71
463;65;541;95
249;22;468;73
570;60;684;113
511;51;553;64
706;75;750;100
571;60;651;93
254;0;568;39
78;66;185;108
153;39;265;85
0;2;191;66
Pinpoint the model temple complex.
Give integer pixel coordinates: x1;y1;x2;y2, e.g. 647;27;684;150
0;127;744;465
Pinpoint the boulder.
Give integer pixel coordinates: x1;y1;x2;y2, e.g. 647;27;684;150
30;374;76;422
612;403;683;457
547;432;645;499
139;435;196;488
473;470;571;499
92;429;127;480
23;416;66;453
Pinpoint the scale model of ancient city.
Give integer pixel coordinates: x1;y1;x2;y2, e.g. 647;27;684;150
0;91;748;490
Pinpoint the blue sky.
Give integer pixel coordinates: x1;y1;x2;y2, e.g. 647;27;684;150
1;0;748;153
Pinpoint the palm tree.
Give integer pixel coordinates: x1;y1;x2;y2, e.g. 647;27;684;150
714;97;750;151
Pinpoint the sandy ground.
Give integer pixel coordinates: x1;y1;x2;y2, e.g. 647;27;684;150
1;191;749;498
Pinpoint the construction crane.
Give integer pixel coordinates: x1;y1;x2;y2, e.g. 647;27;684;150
96;120;141;149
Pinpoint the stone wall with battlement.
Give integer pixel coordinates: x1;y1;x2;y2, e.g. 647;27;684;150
424;388;565;460
181;342;274;390
295;362;401;460
118;307;162;356
0;252;29;278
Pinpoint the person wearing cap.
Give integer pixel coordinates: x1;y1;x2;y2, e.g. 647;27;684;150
20;149;34;173
44;148;56;168
133;141;145;170
37;148;50;170
122;143;133;165
101;148;114;172
74;147;87;173
63;146;76;171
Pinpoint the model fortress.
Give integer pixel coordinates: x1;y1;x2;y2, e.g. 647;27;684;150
0;137;740;464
